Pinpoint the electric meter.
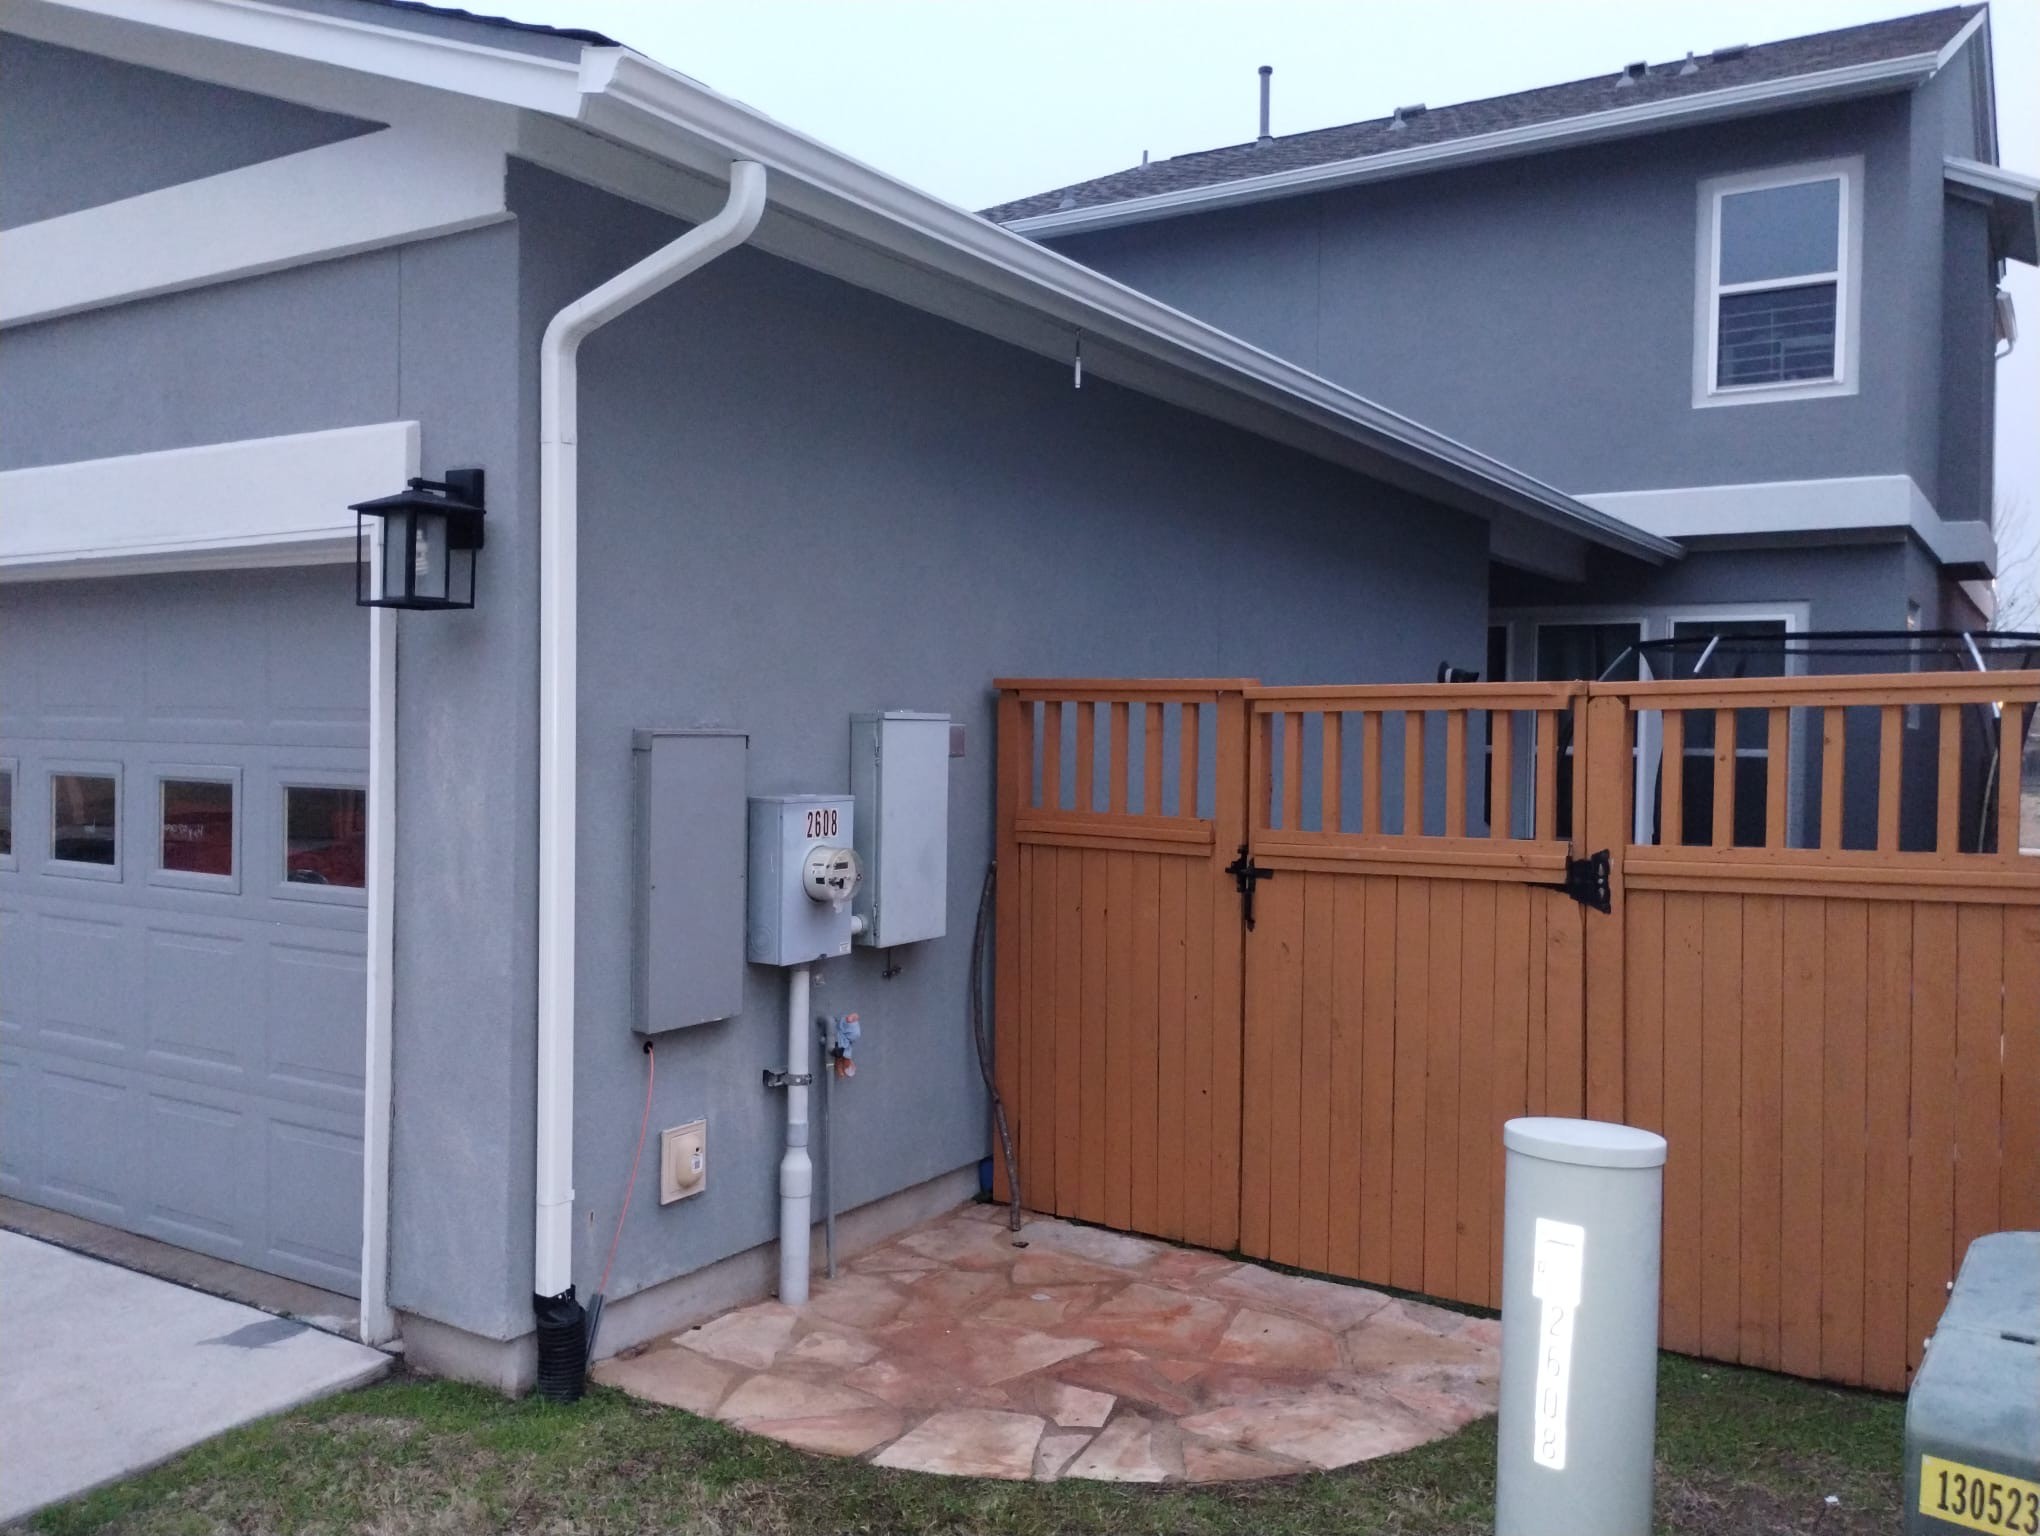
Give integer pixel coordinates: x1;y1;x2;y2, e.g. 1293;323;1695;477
802;844;862;906
747;795;858;965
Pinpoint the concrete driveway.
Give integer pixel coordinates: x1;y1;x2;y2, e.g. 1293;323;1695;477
0;1232;390;1523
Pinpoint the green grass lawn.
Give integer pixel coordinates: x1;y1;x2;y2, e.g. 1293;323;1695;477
25;1354;1900;1536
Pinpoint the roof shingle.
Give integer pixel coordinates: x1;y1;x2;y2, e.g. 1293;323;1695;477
981;6;1980;224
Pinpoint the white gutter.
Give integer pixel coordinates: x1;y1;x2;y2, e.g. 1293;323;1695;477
359;522;399;1346
999;52;1946;240
534;159;767;1305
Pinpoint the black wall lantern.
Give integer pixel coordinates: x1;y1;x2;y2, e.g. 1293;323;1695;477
352;469;486;610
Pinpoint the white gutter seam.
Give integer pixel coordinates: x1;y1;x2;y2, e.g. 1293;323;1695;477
535;159;768;1302
1001;53;1942;240
579;55;1677;565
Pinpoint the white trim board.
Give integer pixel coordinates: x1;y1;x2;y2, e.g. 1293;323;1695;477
1579;477;1997;574
0;125;510;329
0;421;420;580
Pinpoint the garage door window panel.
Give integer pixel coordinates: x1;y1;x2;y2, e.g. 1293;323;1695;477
153;769;240;893
47;765;122;880
278;780;367;905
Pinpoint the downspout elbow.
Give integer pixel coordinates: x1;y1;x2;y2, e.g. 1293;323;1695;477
533;161;766;1397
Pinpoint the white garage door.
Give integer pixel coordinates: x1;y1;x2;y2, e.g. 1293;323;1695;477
0;566;368;1294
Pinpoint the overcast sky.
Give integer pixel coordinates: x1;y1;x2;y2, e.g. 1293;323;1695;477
496;0;2038;618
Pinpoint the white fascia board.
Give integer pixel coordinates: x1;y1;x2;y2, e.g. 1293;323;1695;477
1;124;509;328
1001;53;1941;239
570;52;1678;565
1944;157;2040;266
0;421;418;580
2;0;584;115
1579;476;1997;574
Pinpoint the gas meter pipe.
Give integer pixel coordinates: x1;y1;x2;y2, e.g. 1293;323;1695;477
779;964;815;1306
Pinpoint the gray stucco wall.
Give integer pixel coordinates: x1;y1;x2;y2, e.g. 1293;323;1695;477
510;162;1490;1321
1938;196;1997;523
0;32;375;230
1045;94;1942;504
0;54;535;1337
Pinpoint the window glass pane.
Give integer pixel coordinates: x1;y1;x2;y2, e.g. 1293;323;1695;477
52;773;117;865
1535;622;1642;683
1717;282;1837;387
0;769;12;859
1719;178;1840;284
285;786;366;888
161;779;233;876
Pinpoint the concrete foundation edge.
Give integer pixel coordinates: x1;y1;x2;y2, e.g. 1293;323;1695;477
397;1163;982;1395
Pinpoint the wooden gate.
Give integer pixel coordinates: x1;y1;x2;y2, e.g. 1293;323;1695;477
992;679;1250;1253
993;672;2040;1390
1235;683;1588;1310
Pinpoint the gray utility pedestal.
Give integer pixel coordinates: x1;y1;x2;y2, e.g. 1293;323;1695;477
1496;1117;1667;1536
1905;1231;2040;1535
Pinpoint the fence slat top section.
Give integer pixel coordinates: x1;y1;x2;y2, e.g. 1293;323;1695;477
998;678;1256;700
1248;682;1581;710
1600;671;2040;709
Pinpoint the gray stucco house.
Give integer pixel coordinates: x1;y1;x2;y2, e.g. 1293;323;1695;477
987;6;2040;693
0;0;1675;1389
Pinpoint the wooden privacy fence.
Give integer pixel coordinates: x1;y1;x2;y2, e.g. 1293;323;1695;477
993;671;2040;1391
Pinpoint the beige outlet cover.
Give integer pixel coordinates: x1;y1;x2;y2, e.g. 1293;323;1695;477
660;1120;706;1204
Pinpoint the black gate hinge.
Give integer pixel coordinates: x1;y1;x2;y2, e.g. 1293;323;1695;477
1540;849;1612;914
1225;845;1275;929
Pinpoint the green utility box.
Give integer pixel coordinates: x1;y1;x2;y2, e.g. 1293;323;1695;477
1905;1232;2040;1534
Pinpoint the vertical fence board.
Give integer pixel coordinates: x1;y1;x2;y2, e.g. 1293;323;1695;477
1738;893;1785;1370
1423;880;1464;1298
1321;712;1344;834
1820;899;1869;1385
1778;898;1827;1379
1360;876;1399;1286
1104;852;1135;1232
1661;890;1705;1355
1075;702;1096;816
1391;877;1430;1292
1269;877;1307;1267
1862;901;1913;1391
1953;904;2004;1262
2001;907;2040;1232
1184;837;1217;1247
1489;882;1531;1301
1457;880;1498;1307
1908;904;1958;1379
1328;877;1367;1278
1077;849;1109;1223
1128;854;1161;1235
1156;854;1187;1241
1298;874;1335;1274
1445;712;1468;839
1700;892;1744;1364
1053;846;1084;1214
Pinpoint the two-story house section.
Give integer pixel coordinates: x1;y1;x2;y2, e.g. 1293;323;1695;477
986;6;2039;689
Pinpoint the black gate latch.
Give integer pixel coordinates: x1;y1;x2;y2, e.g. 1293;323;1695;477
1540;849;1612;913
1225;845;1275;929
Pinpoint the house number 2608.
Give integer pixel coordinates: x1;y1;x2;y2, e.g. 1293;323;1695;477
805;808;839;839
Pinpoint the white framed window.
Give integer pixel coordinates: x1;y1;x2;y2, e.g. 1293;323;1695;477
273;773;368;906
1693;158;1863;408
45;760;123;881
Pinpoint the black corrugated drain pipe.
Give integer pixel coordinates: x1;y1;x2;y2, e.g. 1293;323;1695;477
533;1286;587;1403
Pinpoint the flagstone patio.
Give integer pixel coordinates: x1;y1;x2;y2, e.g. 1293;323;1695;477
592;1204;1500;1483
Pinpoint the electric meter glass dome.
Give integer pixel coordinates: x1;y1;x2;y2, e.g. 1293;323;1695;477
801;844;862;905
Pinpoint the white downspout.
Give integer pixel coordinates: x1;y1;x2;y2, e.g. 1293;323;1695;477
535;160;767;1306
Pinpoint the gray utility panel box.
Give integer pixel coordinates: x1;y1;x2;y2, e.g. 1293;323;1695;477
633;729;747;1033
1904;1231;2040;1534
850;711;950;948
747;794;857;967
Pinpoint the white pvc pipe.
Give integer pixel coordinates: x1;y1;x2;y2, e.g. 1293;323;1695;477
534;161;767;1302
779;965;814;1305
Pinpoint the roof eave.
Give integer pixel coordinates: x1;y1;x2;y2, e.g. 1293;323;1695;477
577;49;1678;564
1945;156;2040;266
1000;50;1945;239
